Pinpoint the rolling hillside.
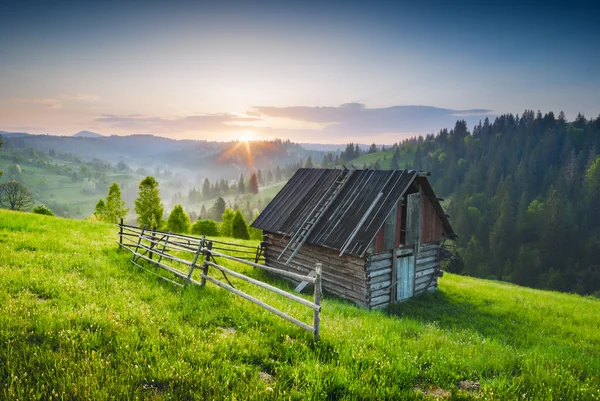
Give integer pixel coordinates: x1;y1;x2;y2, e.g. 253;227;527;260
0;210;599;400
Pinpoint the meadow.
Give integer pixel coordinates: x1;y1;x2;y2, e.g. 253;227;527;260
1;209;599;400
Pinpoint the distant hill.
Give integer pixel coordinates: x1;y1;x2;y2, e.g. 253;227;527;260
73;130;104;138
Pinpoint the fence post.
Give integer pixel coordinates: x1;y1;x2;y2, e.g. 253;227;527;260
149;226;157;260
313;262;322;341
156;231;171;268
185;237;204;289
132;226;146;262
119;218;123;247
200;239;212;287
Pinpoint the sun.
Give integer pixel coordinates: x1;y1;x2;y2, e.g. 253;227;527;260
238;131;256;142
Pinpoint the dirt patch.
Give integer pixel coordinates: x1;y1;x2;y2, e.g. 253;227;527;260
458;380;480;392
259;371;274;384
413;385;451;399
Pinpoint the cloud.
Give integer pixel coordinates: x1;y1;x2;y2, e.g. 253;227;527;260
10;97;61;108
250;103;494;138
61;93;99;102
95;113;258;134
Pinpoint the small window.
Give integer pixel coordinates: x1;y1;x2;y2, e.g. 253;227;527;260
383;204;397;250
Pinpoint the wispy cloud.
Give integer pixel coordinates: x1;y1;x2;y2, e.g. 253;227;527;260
249;104;494;139
10;97;62;108
95;113;258;134
61;93;100;102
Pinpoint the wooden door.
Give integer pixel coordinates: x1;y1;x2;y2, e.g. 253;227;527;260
397;255;415;300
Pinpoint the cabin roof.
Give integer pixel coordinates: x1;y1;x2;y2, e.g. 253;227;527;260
252;168;456;256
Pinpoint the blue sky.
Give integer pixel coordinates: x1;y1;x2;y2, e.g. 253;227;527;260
0;0;598;143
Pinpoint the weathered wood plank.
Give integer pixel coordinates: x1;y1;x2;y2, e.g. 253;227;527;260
368;251;393;262
369;280;391;291
416;255;438;265
370;294;391;306
396;247;414;257
367;258;393;271
416;249;438;259
415;261;439;273
369;272;392;285
415;267;437;279
371;287;392;298
368;267;392;278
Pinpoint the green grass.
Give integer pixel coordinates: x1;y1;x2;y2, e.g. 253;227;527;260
1;210;599;400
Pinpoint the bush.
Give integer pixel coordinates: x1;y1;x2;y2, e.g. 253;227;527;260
191;219;220;236
220;208;235;237
166;204;191;233
32;204;54;216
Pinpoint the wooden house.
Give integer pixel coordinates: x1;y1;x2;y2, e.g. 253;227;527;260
251;168;456;308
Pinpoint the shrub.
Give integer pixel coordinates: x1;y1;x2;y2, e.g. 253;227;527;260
166;204;191;233
220;208;235;237
191;220;219;236
32;204;54;216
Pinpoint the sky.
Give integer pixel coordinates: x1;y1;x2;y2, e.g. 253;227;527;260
0;0;599;144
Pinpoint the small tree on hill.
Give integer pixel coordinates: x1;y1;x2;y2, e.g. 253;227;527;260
32;204;54;216
191;219;219;236
305;156;314;168
220;208;235;237
0;180;34;211
210;197;226;220
166;204;191;233
248;172;259;194
104;182;128;223
231;210;250;239
134;176;164;228
94;199;106;220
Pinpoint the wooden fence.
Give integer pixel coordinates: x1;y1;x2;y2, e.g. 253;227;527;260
117;221;322;340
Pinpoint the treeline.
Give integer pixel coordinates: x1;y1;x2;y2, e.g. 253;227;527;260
416;111;600;295
93;176;262;241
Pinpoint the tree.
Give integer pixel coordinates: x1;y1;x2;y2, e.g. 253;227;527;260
166;204;191;233
0;181;34;211
202;178;212;199
238;174;245;194
305;156;314;168
104;182;128;223
210;197;226;220
32;204;54;216
220;208;235;237
248;172;259;194
134;176;164;228
94;199;106;220
0;134;3;178
191;219;220;236
231;210;250;239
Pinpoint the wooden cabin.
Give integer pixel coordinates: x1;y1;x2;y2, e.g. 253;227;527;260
251;168;456;308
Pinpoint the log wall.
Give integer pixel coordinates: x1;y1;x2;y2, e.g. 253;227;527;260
413;242;441;296
264;233;369;306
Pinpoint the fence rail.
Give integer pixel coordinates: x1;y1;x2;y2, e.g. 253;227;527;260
117;220;322;340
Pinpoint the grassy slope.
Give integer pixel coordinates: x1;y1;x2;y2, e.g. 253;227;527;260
1;210;599;400
0;157;142;219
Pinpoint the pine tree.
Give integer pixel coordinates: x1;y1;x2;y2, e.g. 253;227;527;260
202;178;211;199
134;176;164;228
104;182;128;223
305;156;314;168
238;174;245;194
210;197;226;221
94;199;106;220
220;208;235;237
231;210;250;239
248;172;259;194
166;204;191;233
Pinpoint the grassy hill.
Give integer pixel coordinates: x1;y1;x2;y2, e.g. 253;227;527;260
346;150;414;170
1;210;599;400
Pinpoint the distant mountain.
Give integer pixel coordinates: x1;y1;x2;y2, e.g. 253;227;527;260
73;130;104;138
0;131;30;138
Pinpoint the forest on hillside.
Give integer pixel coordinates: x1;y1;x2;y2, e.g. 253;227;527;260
416;111;600;295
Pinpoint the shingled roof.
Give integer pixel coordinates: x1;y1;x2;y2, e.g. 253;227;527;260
252;168;456;257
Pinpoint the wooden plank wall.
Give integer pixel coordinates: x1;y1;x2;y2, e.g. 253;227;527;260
264;233;369;306
413;243;441;295
420;195;444;244
366;247;412;309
